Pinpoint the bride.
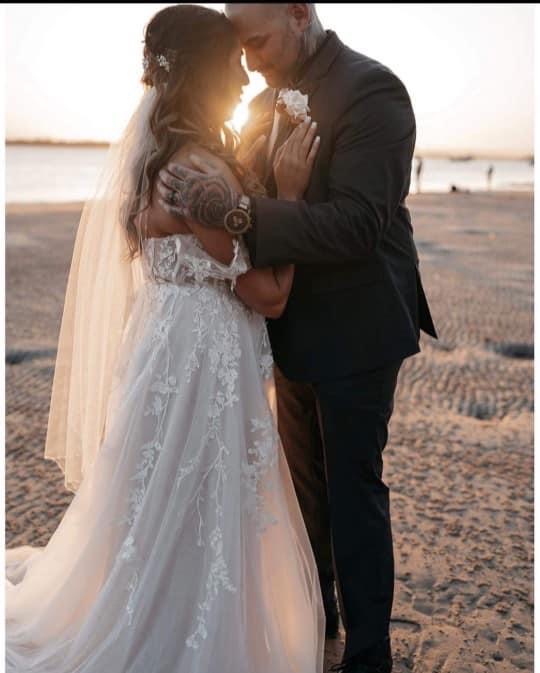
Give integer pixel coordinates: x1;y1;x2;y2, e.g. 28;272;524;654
5;5;324;672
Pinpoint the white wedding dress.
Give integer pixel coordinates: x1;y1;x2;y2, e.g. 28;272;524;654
6;233;325;673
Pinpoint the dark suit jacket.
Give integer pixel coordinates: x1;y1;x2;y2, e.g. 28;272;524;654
242;30;437;382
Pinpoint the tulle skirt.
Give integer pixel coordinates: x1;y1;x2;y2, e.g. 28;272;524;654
6;278;325;673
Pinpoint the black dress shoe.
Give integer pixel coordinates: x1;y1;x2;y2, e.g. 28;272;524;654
330;637;392;673
330;661;391;673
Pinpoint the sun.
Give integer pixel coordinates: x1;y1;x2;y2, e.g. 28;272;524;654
231;100;250;134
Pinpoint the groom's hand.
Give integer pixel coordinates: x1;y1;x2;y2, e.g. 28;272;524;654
157;156;239;229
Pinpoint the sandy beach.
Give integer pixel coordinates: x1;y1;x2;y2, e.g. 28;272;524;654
6;192;533;672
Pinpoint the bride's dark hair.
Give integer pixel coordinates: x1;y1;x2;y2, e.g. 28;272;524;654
126;4;265;258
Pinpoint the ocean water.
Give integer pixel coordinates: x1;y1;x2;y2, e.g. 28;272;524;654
5;144;534;204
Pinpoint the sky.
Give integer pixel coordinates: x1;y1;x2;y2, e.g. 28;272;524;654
5;3;535;157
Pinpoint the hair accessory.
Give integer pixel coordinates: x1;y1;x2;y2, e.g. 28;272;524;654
142;51;175;75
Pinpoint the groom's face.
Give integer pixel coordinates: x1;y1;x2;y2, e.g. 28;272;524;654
225;4;306;89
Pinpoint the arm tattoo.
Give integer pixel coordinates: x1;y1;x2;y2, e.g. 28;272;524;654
179;173;237;229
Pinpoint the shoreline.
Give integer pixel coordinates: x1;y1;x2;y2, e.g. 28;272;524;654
6;141;533;163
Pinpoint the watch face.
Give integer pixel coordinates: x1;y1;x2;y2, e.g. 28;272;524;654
224;208;250;235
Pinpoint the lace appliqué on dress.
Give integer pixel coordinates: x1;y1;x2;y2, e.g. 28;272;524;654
119;233;252;642
242;416;279;534
181;288;244;650
119;279;181;625
258;326;274;381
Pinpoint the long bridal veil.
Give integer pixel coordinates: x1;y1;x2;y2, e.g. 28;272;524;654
44;89;157;492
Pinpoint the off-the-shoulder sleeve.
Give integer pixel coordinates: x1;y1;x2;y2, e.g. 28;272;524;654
183;236;251;288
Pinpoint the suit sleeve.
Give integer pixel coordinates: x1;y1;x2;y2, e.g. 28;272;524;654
244;70;416;267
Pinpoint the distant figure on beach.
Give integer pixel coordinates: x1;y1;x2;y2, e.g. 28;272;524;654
450;184;470;194
487;164;494;191
415;156;423;194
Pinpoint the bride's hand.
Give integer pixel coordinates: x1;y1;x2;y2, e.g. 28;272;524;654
273;118;320;201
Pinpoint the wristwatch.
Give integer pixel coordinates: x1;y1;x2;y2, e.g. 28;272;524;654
224;194;252;235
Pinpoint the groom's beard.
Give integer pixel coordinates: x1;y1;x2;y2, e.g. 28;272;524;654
261;59;306;90
264;72;290;89
260;32;326;89
262;30;311;90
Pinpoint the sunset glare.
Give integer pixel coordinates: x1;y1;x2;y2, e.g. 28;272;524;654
231;101;250;134
5;3;534;157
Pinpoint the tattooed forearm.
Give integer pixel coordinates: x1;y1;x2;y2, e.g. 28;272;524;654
183;174;237;229
162;171;236;229
158;160;240;228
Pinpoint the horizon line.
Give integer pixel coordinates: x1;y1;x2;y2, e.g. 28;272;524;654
5;138;534;162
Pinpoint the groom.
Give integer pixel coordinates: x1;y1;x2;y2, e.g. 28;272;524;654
158;4;437;672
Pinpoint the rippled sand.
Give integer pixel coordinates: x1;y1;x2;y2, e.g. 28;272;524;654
6;193;533;672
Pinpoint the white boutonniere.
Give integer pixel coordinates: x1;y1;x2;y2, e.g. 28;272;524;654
276;88;310;125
